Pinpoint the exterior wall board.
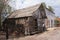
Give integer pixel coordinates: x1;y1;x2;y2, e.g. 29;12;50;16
45;9;55;28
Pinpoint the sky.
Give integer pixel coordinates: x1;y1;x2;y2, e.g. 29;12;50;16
8;0;60;17
41;0;60;17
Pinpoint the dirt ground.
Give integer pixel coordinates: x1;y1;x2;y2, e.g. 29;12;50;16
1;27;60;40
8;27;60;40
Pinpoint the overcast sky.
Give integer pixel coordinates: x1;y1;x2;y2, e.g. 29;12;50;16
8;0;60;17
41;0;60;17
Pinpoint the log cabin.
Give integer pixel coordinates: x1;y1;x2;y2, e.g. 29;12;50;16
2;3;47;36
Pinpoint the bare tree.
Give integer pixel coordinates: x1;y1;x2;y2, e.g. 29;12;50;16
0;0;5;28
1;0;12;26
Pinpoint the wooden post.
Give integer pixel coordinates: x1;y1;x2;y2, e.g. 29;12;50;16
24;17;30;35
24;18;27;35
50;20;51;28
53;20;54;27
27;17;30;35
5;24;8;40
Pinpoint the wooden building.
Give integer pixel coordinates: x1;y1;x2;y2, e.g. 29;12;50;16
2;4;47;35
38;3;56;28
44;7;56;28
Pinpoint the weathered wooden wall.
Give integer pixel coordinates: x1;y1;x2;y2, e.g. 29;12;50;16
2;17;38;35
